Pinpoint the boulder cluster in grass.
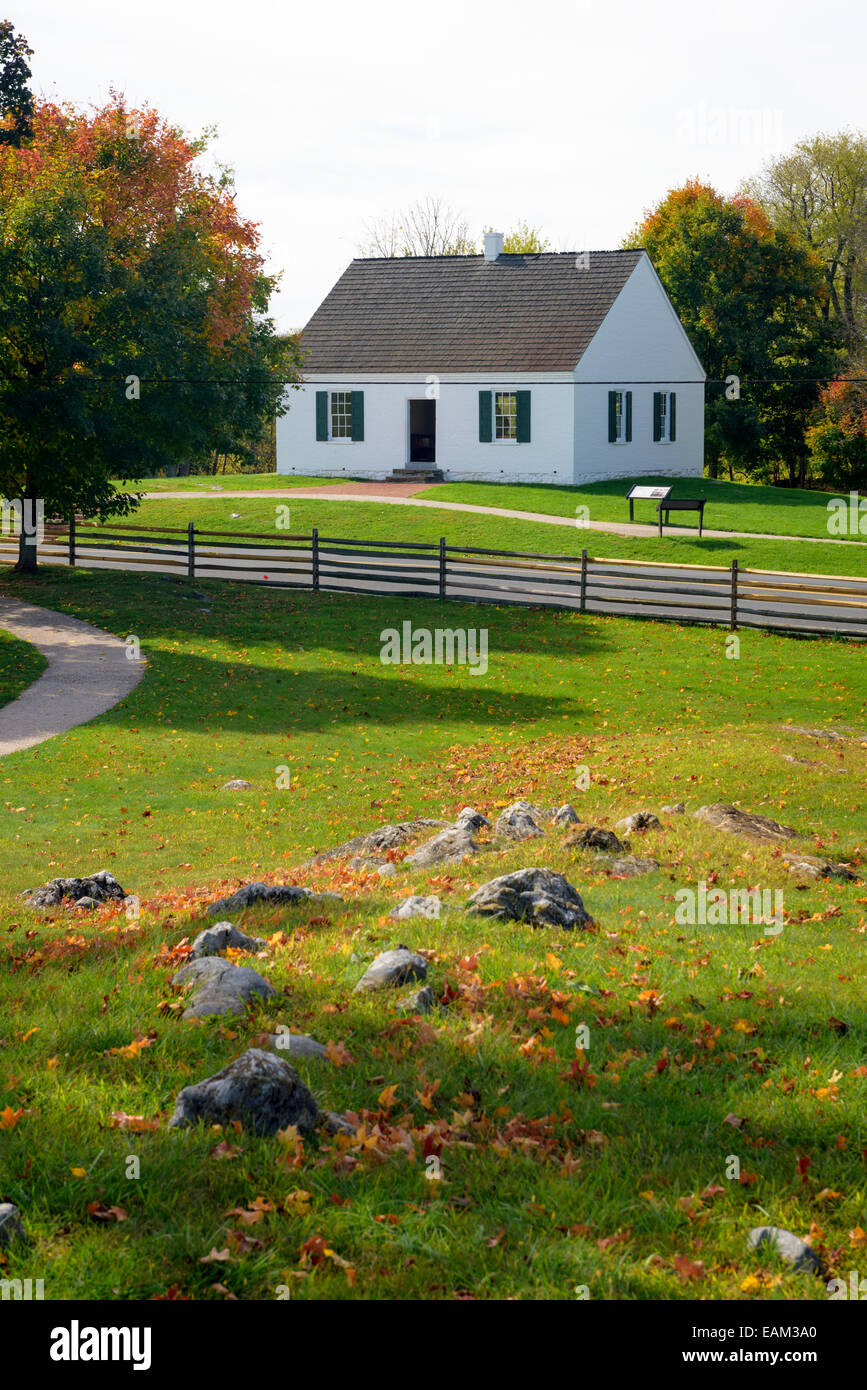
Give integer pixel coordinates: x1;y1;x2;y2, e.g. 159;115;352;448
389;894;442;920
614;810;662;836
168;1048;318;1137
0;1202;27;1248
23;870;129;911
693;803;797;842
353;946;428;994
190;922;266;958
172;957;276;1020
467;867;593;930
565;826;625;854
207;883;342;916
746;1226;823;1275
53;790;856;1163
304;818;448;868
781;851;858;882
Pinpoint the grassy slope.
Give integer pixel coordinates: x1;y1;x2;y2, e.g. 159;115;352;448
102;496;867;580
0;628;47;707
422;477;863;543
113;474;343;494
0;567;865;1301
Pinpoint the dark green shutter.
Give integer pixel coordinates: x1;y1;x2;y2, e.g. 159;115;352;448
652;391;661;442
625;391;632;443
516;391;531;443
608;391;617;442
350;390;364;441
669;392;676;442
315;391;328;441
479;390;492;442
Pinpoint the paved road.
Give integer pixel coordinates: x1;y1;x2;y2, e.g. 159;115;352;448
0;595;146;756
4;537;863;638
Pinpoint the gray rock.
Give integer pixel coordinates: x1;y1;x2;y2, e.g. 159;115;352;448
348;854;385;871
322;1110;358;1136
614;811;662;835
552;804;580;826
74;896;100;910
172;956;276;1019
389;894;442;921
455;807;491;830
222;779;251;790
353;946;428;994
270;1030;328;1060
24;869;127;910
207;882;342;916
306;818;448;865
168;1048;318;1137
694;803;797;842
781;755;814;767
466;867;593;930
398;986;436;1015
604;855;660;878
781;852;858;883
565;826;625;854
376;862;397;878
661;802;685;814
0;1203;27;1248
190;921;266;958
495;800;545;841
747;1226;822;1274
406;825;480;868
781;725;867;743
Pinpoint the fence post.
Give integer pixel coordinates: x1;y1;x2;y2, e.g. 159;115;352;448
312;528;319;592
439;537;446;599
730;559;738;630
187;522;195;580
579;548;588;613
68;515;76;569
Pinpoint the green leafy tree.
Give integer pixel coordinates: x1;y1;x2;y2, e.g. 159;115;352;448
624;181;837;483
486;221;551;253
0;20;33;147
0;96;302;570
744;131;867;351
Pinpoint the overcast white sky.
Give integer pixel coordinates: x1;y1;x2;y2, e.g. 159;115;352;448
14;0;867;332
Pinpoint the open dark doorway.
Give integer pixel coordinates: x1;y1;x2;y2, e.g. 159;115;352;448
409;399;436;464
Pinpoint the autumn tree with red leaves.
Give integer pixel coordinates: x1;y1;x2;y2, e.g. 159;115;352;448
0;73;301;570
806;370;867;491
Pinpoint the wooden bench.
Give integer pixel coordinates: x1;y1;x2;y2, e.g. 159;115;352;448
658;497;706;537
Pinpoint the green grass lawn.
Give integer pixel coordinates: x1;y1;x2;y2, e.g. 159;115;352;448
422;477;865;544
102;495;867;580
0;566;865;1301
113;473;344;494
0;628;47;707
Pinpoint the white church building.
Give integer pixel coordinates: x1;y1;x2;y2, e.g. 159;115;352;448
276;234;705;485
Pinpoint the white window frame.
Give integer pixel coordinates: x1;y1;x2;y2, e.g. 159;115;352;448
494;390;518;443
613;389;626;444
657;390;670;444
329;390;353;442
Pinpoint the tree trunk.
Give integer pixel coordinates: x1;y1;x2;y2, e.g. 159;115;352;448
13;476;39;574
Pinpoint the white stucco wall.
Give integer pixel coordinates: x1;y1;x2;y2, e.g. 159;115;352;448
277;374;576;484
277;252;706;486
572;254;706;484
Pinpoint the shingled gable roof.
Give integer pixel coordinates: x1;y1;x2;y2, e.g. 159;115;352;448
299;249;645;374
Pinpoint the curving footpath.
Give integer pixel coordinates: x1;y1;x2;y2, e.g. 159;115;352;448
142;483;867;548
0;596;145;757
